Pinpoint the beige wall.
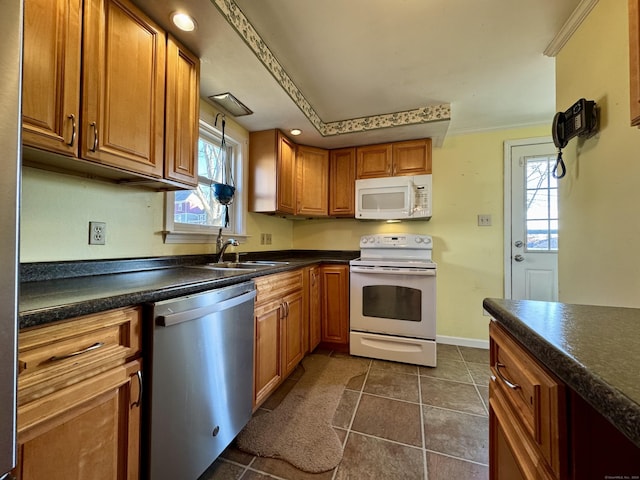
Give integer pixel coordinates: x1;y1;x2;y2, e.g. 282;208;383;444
556;0;640;306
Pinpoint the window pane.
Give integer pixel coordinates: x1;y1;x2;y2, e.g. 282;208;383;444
175;129;236;228
550;220;558;250
527;220;550;250
526;190;549;220
526;158;549;189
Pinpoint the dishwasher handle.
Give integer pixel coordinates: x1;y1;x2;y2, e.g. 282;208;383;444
156;289;257;327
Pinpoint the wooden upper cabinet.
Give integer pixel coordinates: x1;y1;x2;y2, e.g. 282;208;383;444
164;35;200;187
329;148;356;217
277;133;297;214
356;143;392;178
356;139;432;178
22;0;82;156
296;145;329;216
81;0;166;178
393;139;432;176
249;129;297;214
630;0;640;126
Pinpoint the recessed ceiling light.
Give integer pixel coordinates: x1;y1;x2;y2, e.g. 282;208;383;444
290;129;302;136
171;12;196;32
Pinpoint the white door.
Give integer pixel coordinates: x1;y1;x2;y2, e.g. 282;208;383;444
505;139;558;301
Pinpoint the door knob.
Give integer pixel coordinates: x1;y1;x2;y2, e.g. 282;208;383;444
514;254;525;262
514;241;523;248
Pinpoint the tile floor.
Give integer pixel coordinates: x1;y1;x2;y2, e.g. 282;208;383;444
200;344;490;480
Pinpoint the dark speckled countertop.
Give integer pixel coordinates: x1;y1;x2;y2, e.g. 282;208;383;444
483;297;640;450
20;250;358;329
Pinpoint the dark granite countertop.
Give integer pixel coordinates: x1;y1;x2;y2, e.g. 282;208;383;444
483;298;640;449
20;250;358;329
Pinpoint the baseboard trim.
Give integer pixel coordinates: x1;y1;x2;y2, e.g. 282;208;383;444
437;335;489;350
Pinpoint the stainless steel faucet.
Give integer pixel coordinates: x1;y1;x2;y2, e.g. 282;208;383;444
215;228;238;263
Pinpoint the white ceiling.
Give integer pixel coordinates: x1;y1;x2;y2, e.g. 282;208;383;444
133;0;583;148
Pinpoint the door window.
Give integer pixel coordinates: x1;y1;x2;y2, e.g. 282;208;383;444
525;156;558;251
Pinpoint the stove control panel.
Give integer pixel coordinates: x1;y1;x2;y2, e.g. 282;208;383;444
359;233;432;249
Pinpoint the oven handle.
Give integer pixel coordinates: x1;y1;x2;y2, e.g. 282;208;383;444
350;266;436;276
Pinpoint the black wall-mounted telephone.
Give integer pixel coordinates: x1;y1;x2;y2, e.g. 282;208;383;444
552;98;598;148
551;98;598;178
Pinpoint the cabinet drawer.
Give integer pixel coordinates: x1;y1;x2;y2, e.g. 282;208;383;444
18;306;141;405
489;321;566;478
254;269;304;305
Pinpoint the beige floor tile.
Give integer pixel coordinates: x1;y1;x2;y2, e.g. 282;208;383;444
333;389;360;429
251;456;335;480
467;361;491;386
351;394;423;447
423;406;489;464
345;372;366;391
436;343;463;361
426;452;489;480
477;385;489;414
363;369;420;402
370;358;419;375
335;432;424;480
459;346;490;364
420;358;473;383
420;376;487;415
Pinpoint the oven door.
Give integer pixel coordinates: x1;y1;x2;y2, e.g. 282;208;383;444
349;266;436;339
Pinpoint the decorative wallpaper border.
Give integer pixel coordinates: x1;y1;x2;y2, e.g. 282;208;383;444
211;0;451;136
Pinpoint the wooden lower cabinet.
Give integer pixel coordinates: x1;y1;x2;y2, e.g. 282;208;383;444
253;269;305;409
490;320;640;479
320;265;350;348
13;307;143;480
307;266;322;352
489;321;566;480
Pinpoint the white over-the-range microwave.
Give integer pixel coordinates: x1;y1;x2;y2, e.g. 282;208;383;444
355;174;432;220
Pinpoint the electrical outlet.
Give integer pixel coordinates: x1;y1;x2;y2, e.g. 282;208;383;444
89;221;106;245
477;214;492;227
260;233;272;245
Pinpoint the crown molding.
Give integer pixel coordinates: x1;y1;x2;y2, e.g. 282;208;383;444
212;0;450;136
544;0;599;57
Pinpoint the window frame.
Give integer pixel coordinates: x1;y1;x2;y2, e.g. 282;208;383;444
163;118;248;244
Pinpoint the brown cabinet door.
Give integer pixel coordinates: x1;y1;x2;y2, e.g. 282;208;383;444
320;265;349;345
282;289;305;375
308;267;322;351
15;359;141;480
22;0;82;156
296;145;329;216
164;35;200;188
81;0;165;177
254;300;283;407
392;139;432;176
356;143;392;179
630;0;640;126
329;148;356;216
276;132;297;214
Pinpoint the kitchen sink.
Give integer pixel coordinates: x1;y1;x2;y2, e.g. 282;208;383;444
191;260;290;272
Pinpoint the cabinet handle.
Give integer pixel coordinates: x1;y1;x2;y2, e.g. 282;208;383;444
48;342;105;363
285;301;290;317
90;122;99;152
132;370;143;408
67;114;76;146
494;362;520;389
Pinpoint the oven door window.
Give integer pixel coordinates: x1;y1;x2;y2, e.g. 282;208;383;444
362;285;421;321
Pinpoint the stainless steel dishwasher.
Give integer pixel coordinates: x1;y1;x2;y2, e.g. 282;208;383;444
148;281;256;480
